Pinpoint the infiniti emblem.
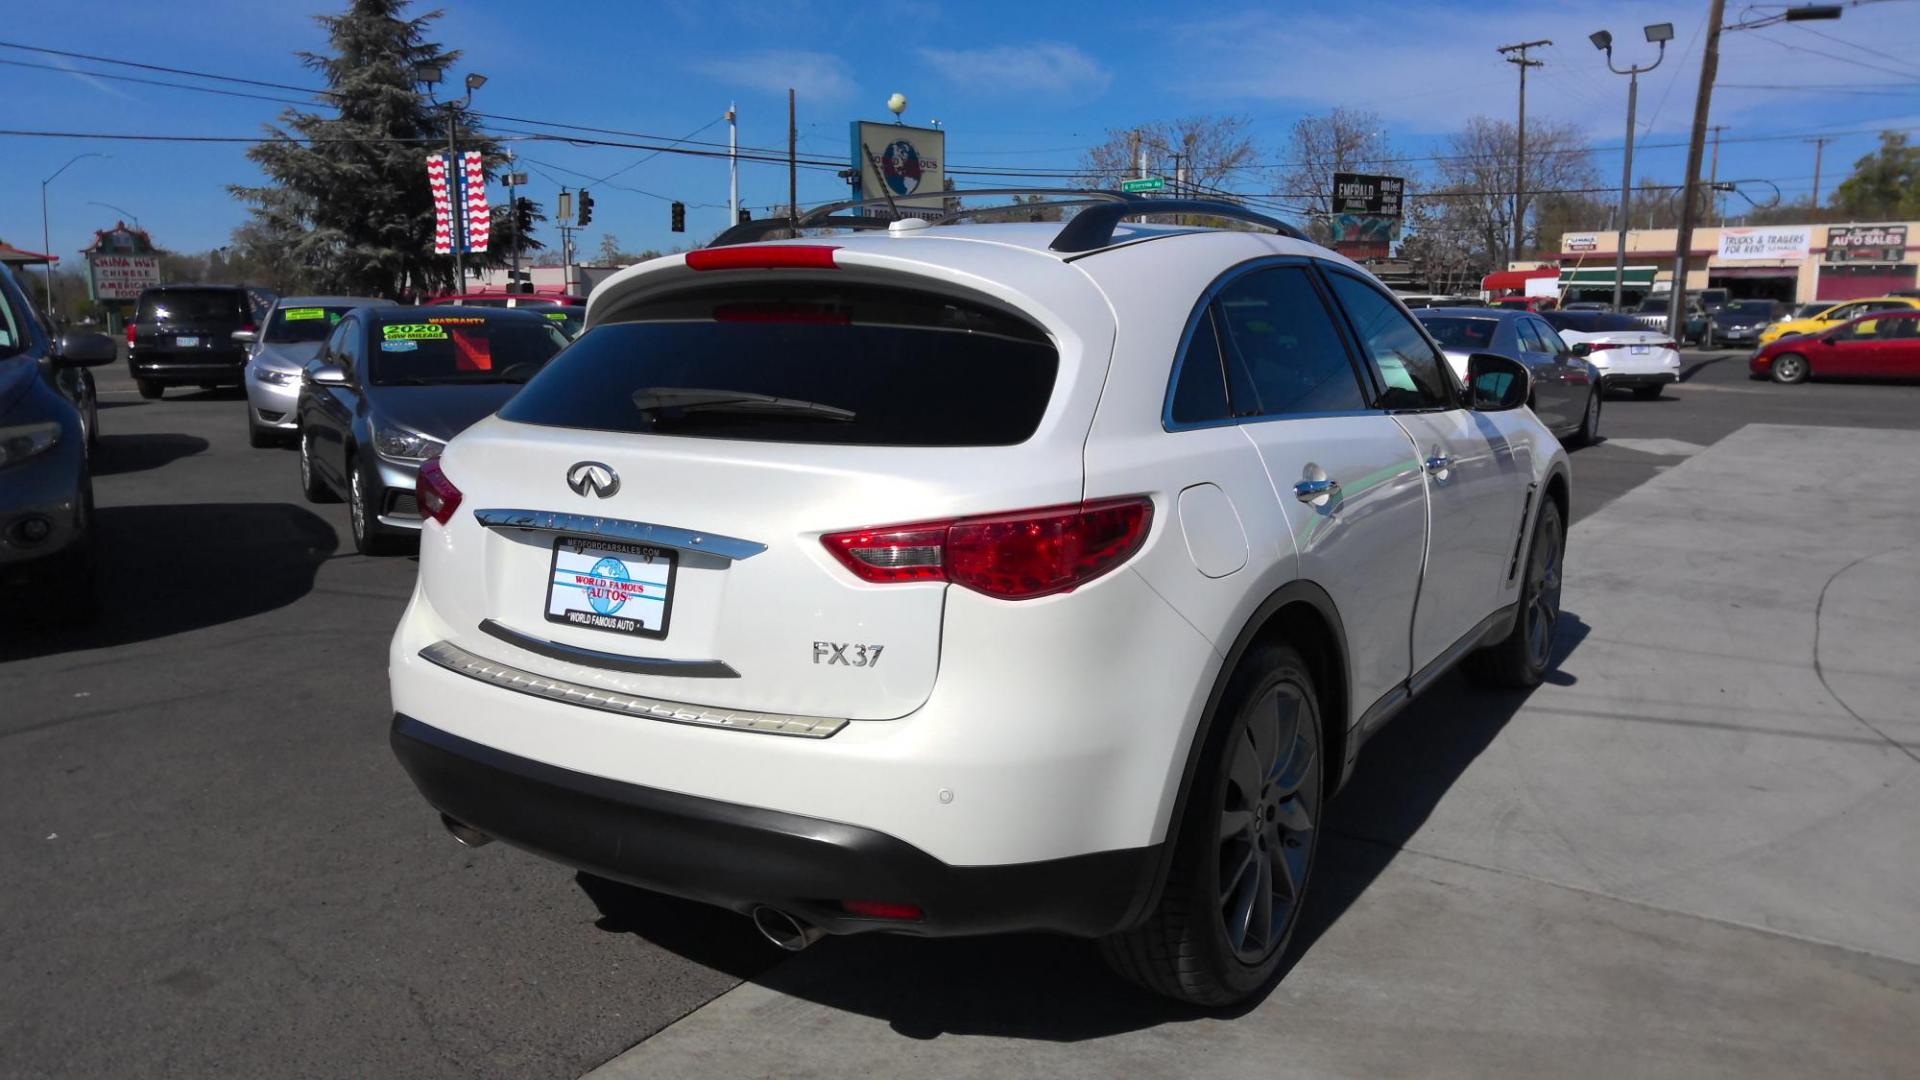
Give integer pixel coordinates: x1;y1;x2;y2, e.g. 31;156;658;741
566;461;620;499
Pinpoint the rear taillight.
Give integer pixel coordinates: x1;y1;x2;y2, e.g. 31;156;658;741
1661;341;1680;351
821;497;1153;600
240;323;258;335
417;458;462;526
126;323;137;346
1586;342;1623;351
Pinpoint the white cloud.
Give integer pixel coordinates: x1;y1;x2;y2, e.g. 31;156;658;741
917;43;1112;98
693;50;856;102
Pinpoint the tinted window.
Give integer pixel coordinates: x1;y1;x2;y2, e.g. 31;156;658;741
1722;301;1775;316
371;315;565;386
1515;320;1549;352
0;269;23;357
330;317;360;377
1325;272;1452;409
501;283;1057;446
1169;309;1230;424
1543;311;1645;334
1418;316;1500;352
1533;319;1570;354
138;289;250;324
264;304;357;343
1211;266;1365;417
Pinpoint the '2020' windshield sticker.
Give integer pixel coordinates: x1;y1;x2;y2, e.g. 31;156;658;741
382;323;448;341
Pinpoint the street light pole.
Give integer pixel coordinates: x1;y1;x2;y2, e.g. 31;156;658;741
39;151;108;322
727;103;739;225
1593;24;1670;312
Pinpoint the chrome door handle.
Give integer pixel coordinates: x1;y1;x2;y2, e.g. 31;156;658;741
1425;454;1451;473
1294;477;1340;502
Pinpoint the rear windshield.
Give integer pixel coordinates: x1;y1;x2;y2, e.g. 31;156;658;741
1417;316;1500;352
371;316;567;386
139;289;250;324
1717;301;1776;318
1542;311;1648;334
499;283;1059;446
264;304;356;343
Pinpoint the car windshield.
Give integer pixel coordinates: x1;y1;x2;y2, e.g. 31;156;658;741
1543;312;1647;334
371;316;567;385
139;289;250;323
1416;316;1501;352
1797;303;1835;318
1715;301;1775;321
264;304;357;343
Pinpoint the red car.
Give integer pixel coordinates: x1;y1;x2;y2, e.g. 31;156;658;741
1751;309;1920;384
1492;295;1558;312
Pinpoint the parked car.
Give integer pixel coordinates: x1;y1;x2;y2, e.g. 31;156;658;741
1392;293;1484;309
1707;299;1784;350
241;295;396;447
426;293;586;308
1629;296;1709;344
1414;307;1602;440
1492;295;1557;312
1542;310;1681;399
1695;287;1730;314
126;284;256;399
387;200;1572;1007
1757;296;1920;348
0;262;116;622
1561;300;1614;312
296;306;567;555
1751;308;1920;384
536;304;586;340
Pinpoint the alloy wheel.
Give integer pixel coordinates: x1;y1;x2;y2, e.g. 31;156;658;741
349;466;366;541
1524;510;1564;669
1217;683;1318;964
1774;355;1807;383
300;433;313;486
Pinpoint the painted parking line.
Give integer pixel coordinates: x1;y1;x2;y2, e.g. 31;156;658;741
1602;437;1710;457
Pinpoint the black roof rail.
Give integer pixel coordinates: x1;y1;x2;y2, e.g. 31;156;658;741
1047;198;1309;254
708;214;899;248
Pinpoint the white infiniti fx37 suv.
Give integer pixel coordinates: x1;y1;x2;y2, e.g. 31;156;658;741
389;196;1571;1006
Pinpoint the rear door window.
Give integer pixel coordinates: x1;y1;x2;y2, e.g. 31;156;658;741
1210;265;1367;417
501;283;1060;446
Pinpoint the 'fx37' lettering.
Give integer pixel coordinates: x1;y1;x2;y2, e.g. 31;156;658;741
813;641;884;668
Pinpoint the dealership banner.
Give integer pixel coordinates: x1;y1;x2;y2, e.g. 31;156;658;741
1718;226;1811;261
426;151;490;254
1824;224;1907;264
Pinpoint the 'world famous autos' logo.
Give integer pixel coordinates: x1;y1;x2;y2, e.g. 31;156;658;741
879;139;924;197
579;557;645;616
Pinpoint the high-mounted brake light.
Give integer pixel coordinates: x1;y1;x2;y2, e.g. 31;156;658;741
821;497;1154;600
685;245;839;272
417;458;462;526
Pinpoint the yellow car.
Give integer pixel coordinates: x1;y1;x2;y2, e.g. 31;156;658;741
1757;296;1920;347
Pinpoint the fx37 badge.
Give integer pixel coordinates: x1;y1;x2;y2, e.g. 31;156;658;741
813;641;885;667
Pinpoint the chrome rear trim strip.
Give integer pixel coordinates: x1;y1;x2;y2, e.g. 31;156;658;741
419;640;845;738
478;619;738;679
471;508;767;562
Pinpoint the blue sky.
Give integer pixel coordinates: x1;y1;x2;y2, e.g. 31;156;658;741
4;0;1918;265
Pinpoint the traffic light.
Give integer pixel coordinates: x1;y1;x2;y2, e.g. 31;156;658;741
577;188;594;227
737;208;751;224
513;196;535;237
671;201;686;232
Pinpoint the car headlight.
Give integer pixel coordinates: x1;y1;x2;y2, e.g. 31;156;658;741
0;420;61;470
253;366;298;386
372;422;444;461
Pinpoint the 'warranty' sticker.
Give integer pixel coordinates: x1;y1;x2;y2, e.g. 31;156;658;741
382;323;448;341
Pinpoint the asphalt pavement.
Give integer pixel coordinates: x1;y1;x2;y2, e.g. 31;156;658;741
3;351;1916;1078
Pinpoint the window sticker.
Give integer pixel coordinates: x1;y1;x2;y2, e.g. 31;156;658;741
452;327;493;370
283;307;326;321
380;339;419;352
427;316;486;326
544;312;567;320
382;323;448;341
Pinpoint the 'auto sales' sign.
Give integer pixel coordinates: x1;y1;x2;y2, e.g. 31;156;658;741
1717;226;1811;261
1825;224;1907;264
87;254;161;301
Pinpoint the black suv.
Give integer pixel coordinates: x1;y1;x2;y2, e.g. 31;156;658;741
127;285;256;399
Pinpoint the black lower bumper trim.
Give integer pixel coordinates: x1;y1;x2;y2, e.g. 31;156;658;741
1602;373;1678;387
390;714;1156;938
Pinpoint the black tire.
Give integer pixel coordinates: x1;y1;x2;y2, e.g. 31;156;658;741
298;426;340;504
1771;352;1810;384
1465;500;1565;689
136;378;162;400
347;452;413;557
1568;389;1601;447
1631;384;1664;401
1102;641;1324;1006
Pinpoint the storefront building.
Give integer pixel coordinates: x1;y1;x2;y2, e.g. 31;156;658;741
1553;222;1917;306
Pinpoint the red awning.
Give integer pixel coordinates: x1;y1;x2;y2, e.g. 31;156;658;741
0;242;59;267
1481;267;1559;292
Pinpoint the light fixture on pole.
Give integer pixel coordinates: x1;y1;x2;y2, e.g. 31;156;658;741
39;151;109;324
1593;22;1670;313
87;201;141;229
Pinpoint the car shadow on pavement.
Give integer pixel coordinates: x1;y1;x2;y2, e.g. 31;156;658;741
89;433;210;476
575;611;1592;1042
0;502;337;661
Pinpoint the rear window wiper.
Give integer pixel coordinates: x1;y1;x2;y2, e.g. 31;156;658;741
630;386;856;422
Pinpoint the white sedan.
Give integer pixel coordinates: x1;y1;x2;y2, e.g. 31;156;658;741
1542;310;1681;400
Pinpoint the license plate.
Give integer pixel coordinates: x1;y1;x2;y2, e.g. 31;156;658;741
176;336;201;347
545;536;676;639
1630;344;1648;355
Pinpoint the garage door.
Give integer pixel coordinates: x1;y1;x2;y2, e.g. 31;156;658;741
1817;265;1917;300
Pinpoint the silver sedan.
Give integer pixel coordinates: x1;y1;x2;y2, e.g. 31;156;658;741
240;296;395;447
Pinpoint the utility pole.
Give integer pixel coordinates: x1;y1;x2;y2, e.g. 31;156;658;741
1498;39;1551;268
787;88;797;233
727;103;739;225
1806;136;1834;209
1668;0;1726;348
1707;125;1727;225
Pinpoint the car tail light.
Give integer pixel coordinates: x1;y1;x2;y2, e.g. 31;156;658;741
417;458;462;525
1586;342;1623;351
821;497;1154;600
240;323;258;335
1661;341;1680;351
685;245;839;272
126;323;137;346
840;900;923;921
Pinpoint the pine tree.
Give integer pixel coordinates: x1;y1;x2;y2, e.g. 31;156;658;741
231;0;508;298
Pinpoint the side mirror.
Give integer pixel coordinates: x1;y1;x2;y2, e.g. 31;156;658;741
306;364;350;387
56;331;117;367
1569;341;1593;358
232;328;258;344
1467;353;1531;411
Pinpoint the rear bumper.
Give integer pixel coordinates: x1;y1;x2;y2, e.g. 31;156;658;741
129;352;247;383
1600;371;1678;388
391;713;1156;937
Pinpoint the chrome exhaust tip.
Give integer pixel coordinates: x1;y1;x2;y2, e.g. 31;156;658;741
752;905;825;952
439;812;493;849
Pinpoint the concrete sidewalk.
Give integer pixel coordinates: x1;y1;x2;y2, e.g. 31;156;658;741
589;424;1920;1079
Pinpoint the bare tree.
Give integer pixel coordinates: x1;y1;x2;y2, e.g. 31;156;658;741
1282;107;1394;229
1426;115;1597;269
1078;115;1258;196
